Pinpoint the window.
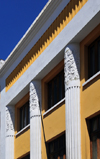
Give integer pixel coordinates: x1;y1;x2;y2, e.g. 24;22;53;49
89;115;100;159
48;69;65;109
47;134;66;159
88;36;100;78
20;101;30;130
21;154;30;159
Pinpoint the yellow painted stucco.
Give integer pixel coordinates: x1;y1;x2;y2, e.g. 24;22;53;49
6;0;88;92
14;128;30;159
41;103;65;159
14;94;30;159
41;60;65;159
80;24;100;159
43;103;65;141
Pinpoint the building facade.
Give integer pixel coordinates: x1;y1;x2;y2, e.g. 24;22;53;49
0;0;100;158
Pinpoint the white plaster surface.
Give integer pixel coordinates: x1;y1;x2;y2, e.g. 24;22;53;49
3;0;100;108
0;60;5;69
0;0;100;158
64;44;81;159
5;106;15;159
30;81;41;159
0;0;70;78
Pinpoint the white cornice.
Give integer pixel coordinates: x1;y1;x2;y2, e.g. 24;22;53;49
0;0;65;76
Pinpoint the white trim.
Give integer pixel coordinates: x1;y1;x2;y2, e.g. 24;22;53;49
82;71;100;87
0;0;70;76
43;97;65;116
15;124;30;136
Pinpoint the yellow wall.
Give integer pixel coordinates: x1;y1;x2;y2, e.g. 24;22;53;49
15;129;30;159
41;60;65;159
80;24;100;159
6;0;88;92
14;94;30;159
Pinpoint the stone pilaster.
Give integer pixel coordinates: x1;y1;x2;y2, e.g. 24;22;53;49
30;81;41;159
5;106;15;159
64;44;81;159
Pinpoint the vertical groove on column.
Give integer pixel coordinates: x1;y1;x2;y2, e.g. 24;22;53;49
70;87;72;159
75;86;77;159
5;106;15;159
69;89;71;159
65;88;68;159
78;86;81;159
64;44;81;159
65;86;81;159
30;81;41;159
72;87;74;159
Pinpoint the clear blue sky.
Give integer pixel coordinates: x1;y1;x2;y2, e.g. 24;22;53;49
0;0;48;60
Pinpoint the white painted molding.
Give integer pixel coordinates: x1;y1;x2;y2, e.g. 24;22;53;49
64;44;81;159
5;106;15;159
15;124;30;137
82;71;100;87
43;98;65;116
0;0;70;76
30;81;41;159
0;60;5;69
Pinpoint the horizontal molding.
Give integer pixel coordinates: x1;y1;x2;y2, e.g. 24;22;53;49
0;0;63;76
82;71;100;87
15;124;30;137
43;98;65;116
6;0;88;92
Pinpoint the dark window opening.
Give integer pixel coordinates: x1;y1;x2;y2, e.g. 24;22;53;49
88;36;100;78
89;115;100;159
48;70;65;109
21;154;30;159
20;101;30;130
47;134;66;159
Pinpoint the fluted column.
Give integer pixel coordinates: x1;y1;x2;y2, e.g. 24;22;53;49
30;81;41;159
64;44;81;159
5;106;15;159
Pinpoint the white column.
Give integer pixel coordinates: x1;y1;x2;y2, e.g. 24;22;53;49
5;106;15;159
64;44;81;159
30;81;41;159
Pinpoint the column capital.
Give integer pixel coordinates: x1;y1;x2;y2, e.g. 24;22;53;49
30;81;41;118
64;43;80;87
6;106;15;137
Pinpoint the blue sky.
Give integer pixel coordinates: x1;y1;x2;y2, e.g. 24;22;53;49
0;0;48;60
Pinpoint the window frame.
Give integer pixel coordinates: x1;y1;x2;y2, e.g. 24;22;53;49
42;60;64;112
47;133;66;159
88;36;100;79
19;101;30;131
15;93;30;133
88;114;100;159
18;153;30;159
80;24;100;84
47;69;65;110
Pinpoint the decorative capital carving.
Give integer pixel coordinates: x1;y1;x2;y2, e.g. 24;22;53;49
6;106;14;133
30;82;41;116
64;47;80;86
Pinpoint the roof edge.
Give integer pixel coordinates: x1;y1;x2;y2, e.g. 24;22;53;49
0;0;63;76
